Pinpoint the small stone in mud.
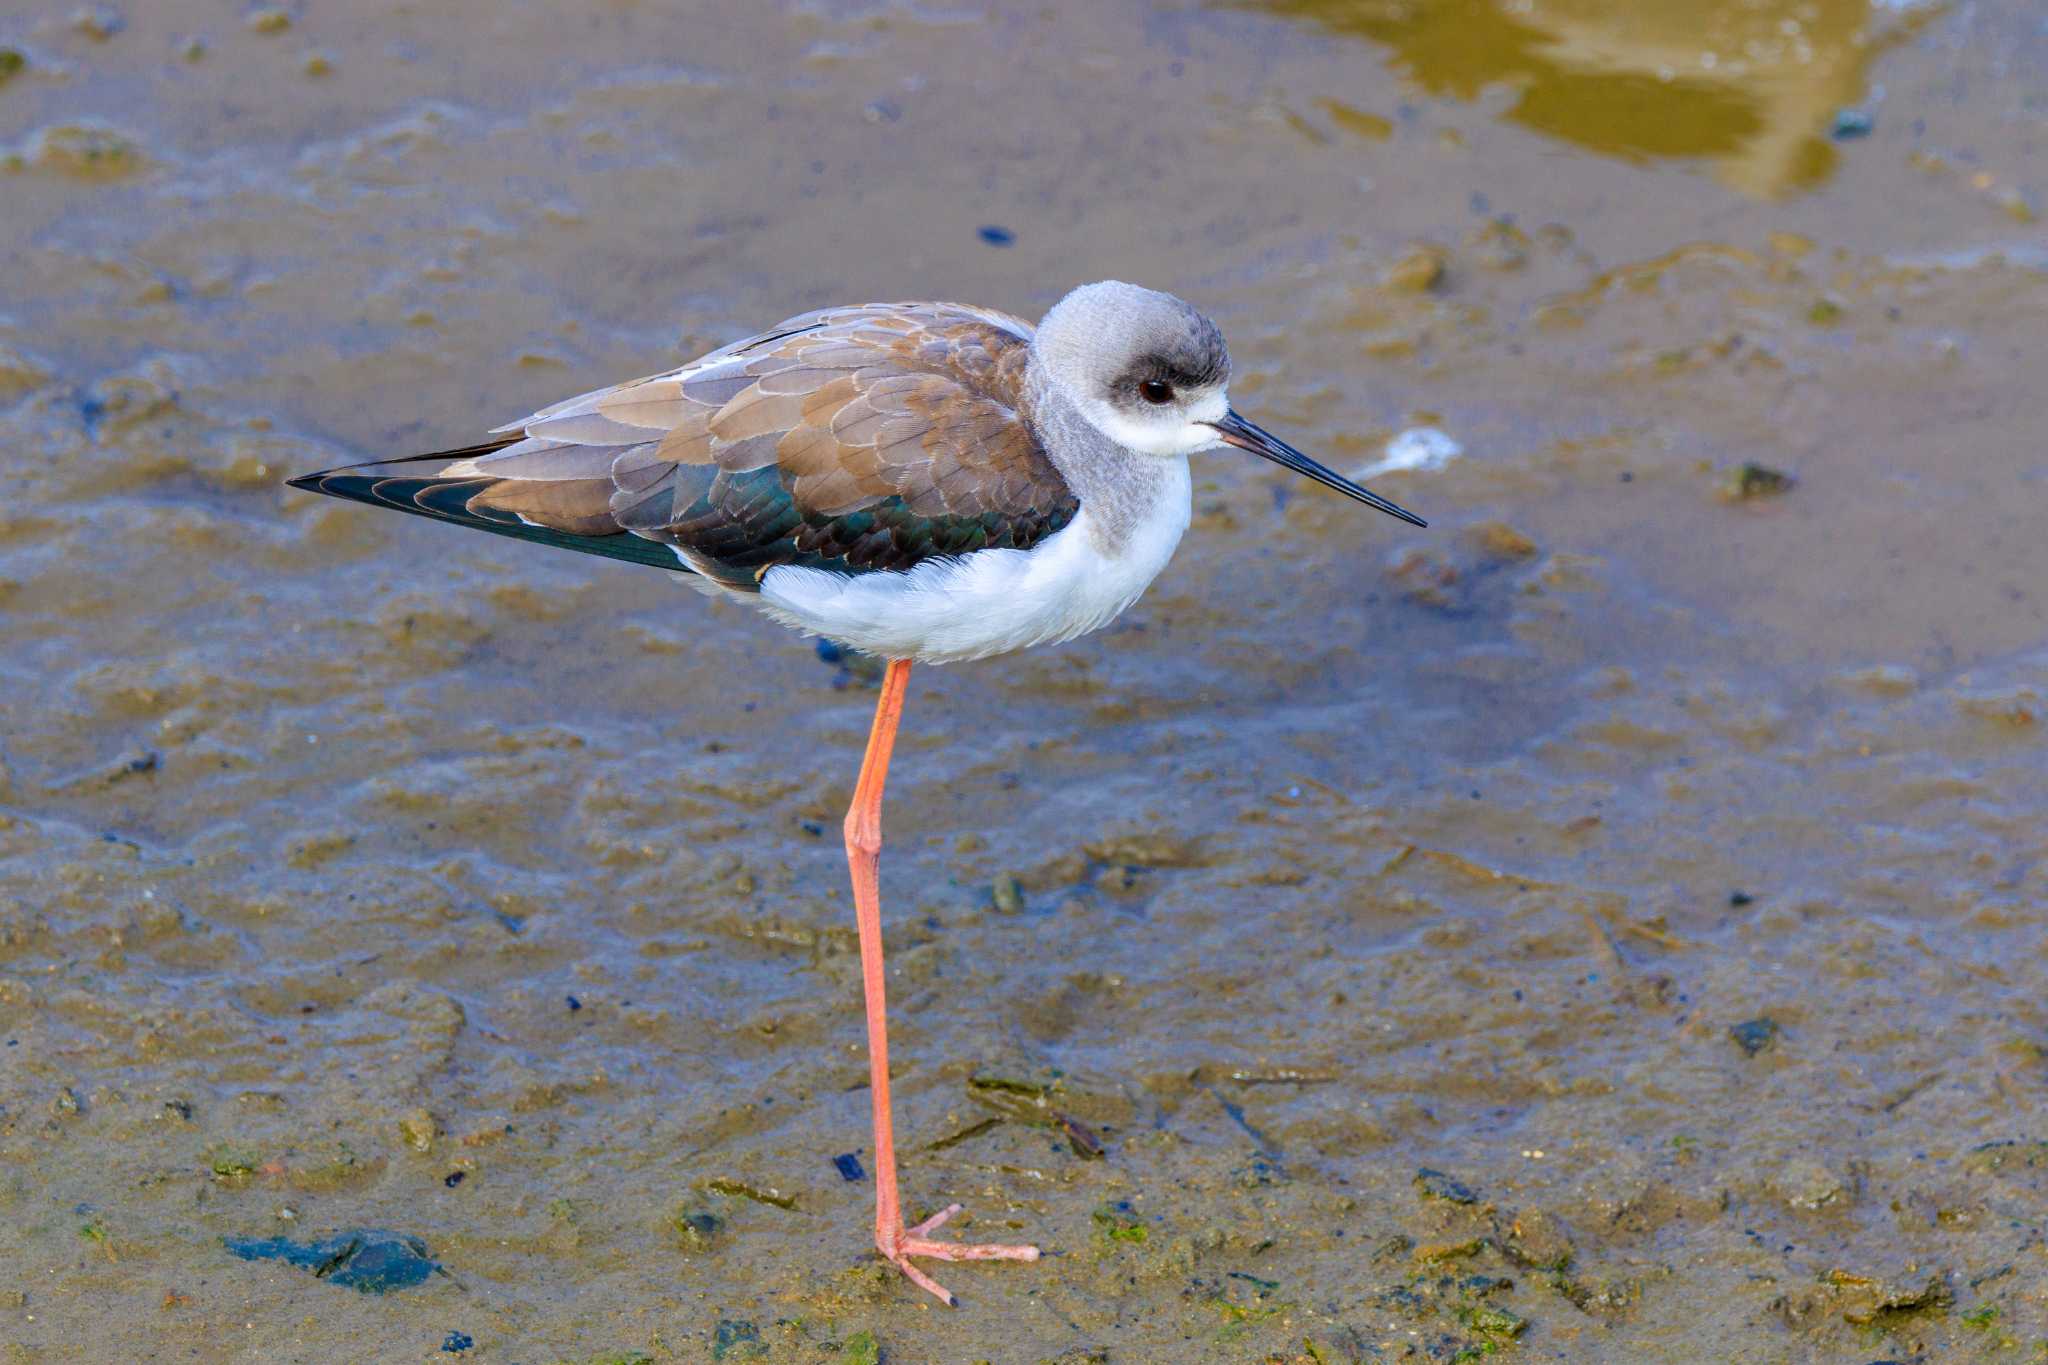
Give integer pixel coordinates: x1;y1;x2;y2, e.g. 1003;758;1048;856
1730;1017;1779;1056
990;873;1025;914
1831;109;1874;140
1500;1208;1574;1270
1729;889;1755;906
833;1152;865;1182
1962;1139;2048;1175
1465;520;1538;561
670;1207;723;1252
440;1331;472;1353
977;225;1016;247
225;1229;440;1293
397;1108;438;1153
703;1177;798;1210
1414;1167;1478;1204
0;49;27;83
1828;1268;1951;1324
1413;1235;1487;1263
1056;1111;1105;1159
1721;462;1796;500
1557;1272;1643;1314
70;6;123;40
1382;243;1449;293
1384;545;1464;611
1082;832;1204;868
245;5;292;34
1777;1157;1849;1211
21;123;150;179
713;1319;765;1360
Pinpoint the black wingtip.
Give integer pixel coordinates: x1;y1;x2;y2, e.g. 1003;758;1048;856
282;447;693;575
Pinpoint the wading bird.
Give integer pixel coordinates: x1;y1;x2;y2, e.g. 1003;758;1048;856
289;281;1424;1304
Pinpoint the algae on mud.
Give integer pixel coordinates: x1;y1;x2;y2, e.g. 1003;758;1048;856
1;0;2046;1360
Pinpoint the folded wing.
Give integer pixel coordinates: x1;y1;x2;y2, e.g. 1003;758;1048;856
289;303;1079;587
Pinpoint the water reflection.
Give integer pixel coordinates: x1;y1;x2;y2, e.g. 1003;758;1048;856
1247;0;1923;197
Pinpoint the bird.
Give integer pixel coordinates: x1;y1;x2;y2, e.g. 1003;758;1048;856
287;280;1425;1306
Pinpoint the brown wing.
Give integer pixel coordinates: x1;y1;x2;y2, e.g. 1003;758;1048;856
294;303;1080;588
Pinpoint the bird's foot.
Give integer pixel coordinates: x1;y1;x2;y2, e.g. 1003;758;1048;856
878;1203;1040;1307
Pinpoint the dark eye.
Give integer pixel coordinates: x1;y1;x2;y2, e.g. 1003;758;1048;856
1138;379;1174;405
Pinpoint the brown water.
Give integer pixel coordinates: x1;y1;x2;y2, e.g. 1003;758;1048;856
3;1;2045;1360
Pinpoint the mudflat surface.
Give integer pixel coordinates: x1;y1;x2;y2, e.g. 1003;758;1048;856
2;1;2045;1360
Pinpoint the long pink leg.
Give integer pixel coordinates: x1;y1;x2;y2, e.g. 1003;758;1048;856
844;658;1040;1306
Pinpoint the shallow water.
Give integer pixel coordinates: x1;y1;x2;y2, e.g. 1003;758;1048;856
2;1;2045;1360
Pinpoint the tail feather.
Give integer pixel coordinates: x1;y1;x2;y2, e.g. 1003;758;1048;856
287;440;691;574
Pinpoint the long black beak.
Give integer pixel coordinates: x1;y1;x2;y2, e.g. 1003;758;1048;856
1208;410;1427;528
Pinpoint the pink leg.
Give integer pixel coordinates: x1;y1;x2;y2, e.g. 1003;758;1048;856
844;658;1040;1307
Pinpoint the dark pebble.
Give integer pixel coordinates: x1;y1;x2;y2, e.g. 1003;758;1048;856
443;1171;464;1188
1831;109;1874;139
977;224;1016;247
1730;890;1755;906
714;1319;762;1359
1730;1017;1780;1056
1415;1167;1478;1204
442;1331;473;1353
225;1229;440;1294
566;995;581;1012
833;1152;866;1182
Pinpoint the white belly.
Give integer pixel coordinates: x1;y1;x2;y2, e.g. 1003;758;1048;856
753;458;1191;664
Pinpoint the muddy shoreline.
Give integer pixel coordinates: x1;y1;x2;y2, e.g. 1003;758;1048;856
3;1;2045;1360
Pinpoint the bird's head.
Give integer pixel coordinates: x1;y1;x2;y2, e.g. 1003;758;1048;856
1032;280;1426;527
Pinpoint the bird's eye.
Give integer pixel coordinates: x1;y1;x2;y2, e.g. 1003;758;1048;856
1138;379;1174;405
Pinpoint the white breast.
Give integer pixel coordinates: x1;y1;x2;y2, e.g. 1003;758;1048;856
753;458;1191;664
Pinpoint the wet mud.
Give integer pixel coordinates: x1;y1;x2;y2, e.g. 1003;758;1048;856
1;0;2044;1360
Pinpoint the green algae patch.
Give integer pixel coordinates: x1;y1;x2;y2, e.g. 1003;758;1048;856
1459;1302;1528;1343
837;1329;880;1365
208;1147;260;1182
1092;1201;1148;1246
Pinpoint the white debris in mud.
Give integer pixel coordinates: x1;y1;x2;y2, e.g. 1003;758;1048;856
1353;425;1462;481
